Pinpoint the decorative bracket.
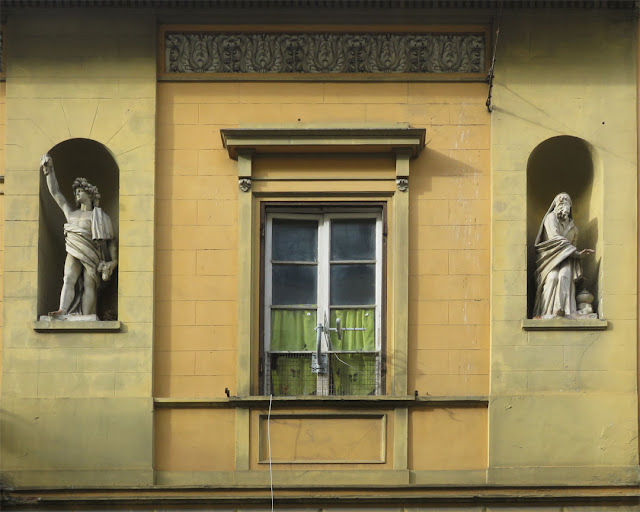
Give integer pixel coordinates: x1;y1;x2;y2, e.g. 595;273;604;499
396;178;409;192
394;148;412;193
239;178;251;192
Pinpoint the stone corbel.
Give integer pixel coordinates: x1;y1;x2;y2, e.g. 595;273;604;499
237;149;254;193
394;148;411;192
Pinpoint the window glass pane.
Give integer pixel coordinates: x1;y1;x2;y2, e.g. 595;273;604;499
271;309;317;351
330;264;375;305
329;308;375;351
272;264;317;305
272;219;318;261
331;219;376;261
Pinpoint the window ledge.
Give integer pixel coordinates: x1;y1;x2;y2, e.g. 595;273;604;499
154;396;488;408
34;320;121;332
521;318;608;331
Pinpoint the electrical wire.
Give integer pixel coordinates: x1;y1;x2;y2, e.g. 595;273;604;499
486;0;504;113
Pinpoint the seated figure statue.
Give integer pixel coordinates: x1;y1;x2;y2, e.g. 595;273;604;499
533;192;594;319
41;154;117;319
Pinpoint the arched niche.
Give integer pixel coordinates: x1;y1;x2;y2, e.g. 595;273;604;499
38;138;120;320
526;136;603;318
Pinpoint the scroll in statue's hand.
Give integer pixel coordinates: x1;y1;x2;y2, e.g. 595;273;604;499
40;154;53;176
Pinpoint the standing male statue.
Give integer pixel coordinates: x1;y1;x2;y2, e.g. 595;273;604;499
41;154;117;319
533;192;594;319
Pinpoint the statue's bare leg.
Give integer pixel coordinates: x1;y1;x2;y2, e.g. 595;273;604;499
82;274;98;316
52;254;82;315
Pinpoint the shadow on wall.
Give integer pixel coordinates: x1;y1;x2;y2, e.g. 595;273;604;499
37;139;120;320
526;135;603;318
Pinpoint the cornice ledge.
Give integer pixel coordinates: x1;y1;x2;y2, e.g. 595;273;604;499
221;124;426;159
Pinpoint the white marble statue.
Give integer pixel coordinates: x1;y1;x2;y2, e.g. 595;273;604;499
533;192;595;319
41;154;117;319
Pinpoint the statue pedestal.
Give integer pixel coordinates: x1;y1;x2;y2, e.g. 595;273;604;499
39;314;100;322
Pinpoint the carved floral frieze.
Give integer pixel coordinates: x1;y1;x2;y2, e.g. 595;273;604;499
0;29;4;74
164;32;485;75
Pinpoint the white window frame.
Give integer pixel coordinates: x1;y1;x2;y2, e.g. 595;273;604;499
264;209;383;396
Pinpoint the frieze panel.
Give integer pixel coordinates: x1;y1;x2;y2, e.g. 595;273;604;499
0;28;4;75
164;32;486;75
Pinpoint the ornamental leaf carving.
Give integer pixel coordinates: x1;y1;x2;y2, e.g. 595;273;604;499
281;35;309;73
220;35;248;73
344;35;372;72
370;35;406;73
246;35;282;73
165;32;485;75
307;35;345;73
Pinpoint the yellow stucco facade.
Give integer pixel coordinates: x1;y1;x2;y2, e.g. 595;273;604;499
0;2;638;511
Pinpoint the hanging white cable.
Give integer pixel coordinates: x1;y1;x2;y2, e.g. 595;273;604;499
268;393;274;512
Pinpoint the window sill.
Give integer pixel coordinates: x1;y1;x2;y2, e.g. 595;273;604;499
521;318;608;331
33;320;121;332
154;396;488;408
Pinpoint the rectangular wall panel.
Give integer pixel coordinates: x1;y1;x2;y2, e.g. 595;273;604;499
258;413;386;464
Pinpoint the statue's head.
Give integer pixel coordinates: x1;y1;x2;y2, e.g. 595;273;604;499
72;177;101;207
553;192;572;221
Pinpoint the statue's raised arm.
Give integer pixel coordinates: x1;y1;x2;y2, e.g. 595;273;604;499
41;154;73;221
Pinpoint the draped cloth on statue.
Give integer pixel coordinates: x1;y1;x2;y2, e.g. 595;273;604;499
533;205;582;318
64;207;115;314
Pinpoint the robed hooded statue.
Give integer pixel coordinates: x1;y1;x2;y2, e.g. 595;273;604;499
533;192;594;319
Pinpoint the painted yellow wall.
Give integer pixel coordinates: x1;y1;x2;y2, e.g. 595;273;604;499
0;7;636;508
155;81;490;399
0;11;156;487
155;408;235;471
154;80;490;474
490;10;639;485
409;407;487;470
0;81;5;397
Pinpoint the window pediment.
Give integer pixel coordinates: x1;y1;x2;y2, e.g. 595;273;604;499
220;126;426;159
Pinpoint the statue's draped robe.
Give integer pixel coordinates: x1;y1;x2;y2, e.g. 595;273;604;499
64;207;114;314
533;212;582;318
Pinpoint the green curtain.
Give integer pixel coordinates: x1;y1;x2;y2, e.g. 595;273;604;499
270;309;317;396
330;309;377;395
329;309;375;350
271;309;316;351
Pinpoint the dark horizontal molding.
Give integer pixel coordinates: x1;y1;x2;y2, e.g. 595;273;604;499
154;395;488;408
4;484;640;509
1;1;636;8
164;30;486;76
